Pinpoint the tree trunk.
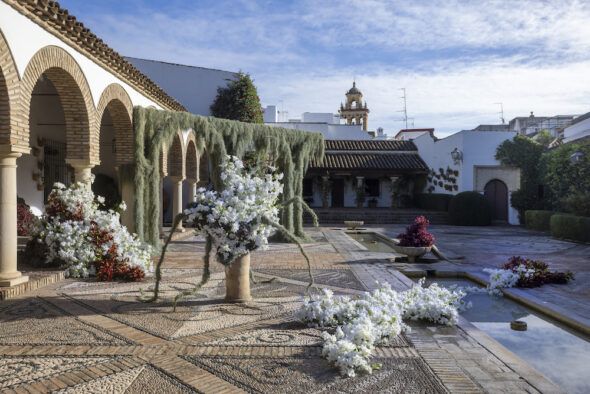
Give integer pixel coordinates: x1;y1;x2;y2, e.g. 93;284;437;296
225;253;252;302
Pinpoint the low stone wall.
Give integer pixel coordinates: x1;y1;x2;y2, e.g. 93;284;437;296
306;208;449;225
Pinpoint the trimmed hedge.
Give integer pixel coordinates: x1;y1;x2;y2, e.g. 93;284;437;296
525;210;554;231
550;214;590;243
415;193;452;211
448;191;492;226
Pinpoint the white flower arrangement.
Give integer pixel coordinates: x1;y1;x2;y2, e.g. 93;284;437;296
32;181;152;279
298;279;468;377
184;156;283;265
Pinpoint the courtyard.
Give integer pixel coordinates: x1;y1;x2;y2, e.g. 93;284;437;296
1;225;587;393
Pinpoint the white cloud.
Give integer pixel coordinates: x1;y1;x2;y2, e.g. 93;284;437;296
63;0;590;136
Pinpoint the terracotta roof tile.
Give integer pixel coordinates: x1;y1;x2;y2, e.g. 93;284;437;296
324;139;417;151
310;152;428;172
8;0;185;111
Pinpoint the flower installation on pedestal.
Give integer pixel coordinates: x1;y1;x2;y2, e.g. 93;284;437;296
26;180;152;280
392;215;435;262
143;156;318;305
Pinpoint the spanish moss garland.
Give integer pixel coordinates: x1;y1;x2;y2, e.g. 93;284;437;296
126;107;324;247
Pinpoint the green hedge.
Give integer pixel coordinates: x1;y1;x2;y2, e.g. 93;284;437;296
448;191;492;226
550;214;590;243
525;210;554;231
415;193;452;211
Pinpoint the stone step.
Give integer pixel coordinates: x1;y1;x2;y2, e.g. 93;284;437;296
304;209;449;225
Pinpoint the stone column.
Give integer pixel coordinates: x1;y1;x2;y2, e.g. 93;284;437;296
0;152;28;287
189;179;198;203
67;160;95;185
171;176;185;232
119;175;135;233
159;175;165;236
355;176;365;208
390;176;399;208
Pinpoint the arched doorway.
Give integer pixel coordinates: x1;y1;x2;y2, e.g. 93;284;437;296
484;179;508;223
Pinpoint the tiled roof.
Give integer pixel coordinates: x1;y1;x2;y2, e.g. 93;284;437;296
7;0;185;111
324;139;417;151
310;152;428;172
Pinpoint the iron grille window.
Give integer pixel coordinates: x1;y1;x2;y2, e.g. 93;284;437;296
43;139;71;201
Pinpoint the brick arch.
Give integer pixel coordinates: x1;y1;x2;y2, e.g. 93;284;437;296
0;29;22;152
18;46;97;164
185;133;198;181
97;84;133;166
167;132;185;178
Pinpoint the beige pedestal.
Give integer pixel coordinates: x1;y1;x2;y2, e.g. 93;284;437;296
225;253;252;303
0;152;28;287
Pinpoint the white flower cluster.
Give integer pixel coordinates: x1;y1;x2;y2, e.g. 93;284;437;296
401;279;469;325
481;264;535;295
34;181;152;278
298;280;467;376
184;156;283;265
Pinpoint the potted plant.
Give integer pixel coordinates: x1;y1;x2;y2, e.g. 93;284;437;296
184;156;283;302
355;187;366;208
392;216;435;262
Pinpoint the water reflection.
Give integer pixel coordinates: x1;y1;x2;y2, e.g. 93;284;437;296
422;277;590;394
347;232;397;253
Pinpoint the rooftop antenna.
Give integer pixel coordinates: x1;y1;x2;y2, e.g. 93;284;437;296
398;88;408;129
494;102;505;124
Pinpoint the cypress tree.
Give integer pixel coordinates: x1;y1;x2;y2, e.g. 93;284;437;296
210;72;264;123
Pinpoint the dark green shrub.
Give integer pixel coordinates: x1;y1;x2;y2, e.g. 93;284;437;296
525;210;554;231
561;192;590;217
415;193;452;211
448;192;492;226
550;214;590;243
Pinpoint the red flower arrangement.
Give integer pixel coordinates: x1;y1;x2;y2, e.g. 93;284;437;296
17;201;37;236
501;256;574;288
397;216;435;247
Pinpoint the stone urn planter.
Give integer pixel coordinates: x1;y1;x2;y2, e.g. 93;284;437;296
225;253;252;302
344;220;364;230
391;245;432;263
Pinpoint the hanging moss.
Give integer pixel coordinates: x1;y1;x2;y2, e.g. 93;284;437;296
130;107;324;246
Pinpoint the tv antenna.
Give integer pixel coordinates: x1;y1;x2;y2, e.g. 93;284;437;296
494;102;505;124
398;88;408;129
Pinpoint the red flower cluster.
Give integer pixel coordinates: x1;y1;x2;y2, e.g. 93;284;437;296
96;258;145;282
397;216;435;247
502;256;574;288
88;222;144;282
17;201;36;236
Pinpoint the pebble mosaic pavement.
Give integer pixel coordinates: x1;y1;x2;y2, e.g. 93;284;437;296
0;229;558;393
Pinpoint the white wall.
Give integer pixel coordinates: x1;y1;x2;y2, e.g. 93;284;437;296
301;112;340;124
266;122;371;140
0;2;162;109
413;130;520;224
127;57;237;116
564;115;590;143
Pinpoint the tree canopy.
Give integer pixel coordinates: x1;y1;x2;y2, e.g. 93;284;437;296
210;72;264;124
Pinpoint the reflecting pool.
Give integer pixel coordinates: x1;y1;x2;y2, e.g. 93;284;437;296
419;277;590;394
346;232;398;253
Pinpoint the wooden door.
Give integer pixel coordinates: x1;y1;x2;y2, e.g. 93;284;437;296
484;179;508;222
331;179;344;207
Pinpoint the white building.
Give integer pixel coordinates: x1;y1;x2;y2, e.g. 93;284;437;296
412;130;520;224
563;112;590;144
393;128;435;141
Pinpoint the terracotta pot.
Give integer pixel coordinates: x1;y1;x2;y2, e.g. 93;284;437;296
391;245;432;263
225;253;252;303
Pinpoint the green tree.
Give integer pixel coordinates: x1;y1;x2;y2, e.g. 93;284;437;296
210;72;263;123
534;129;554;147
542;143;590;216
495;135;546;220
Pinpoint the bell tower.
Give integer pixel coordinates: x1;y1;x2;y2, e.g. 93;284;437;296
338;82;370;131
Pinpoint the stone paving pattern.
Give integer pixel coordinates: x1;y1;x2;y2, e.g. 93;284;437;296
0;226;576;393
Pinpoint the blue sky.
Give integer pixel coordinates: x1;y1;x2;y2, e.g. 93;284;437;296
61;0;590;136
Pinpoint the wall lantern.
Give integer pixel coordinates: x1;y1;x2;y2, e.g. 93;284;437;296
570;151;584;164
451;148;463;165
